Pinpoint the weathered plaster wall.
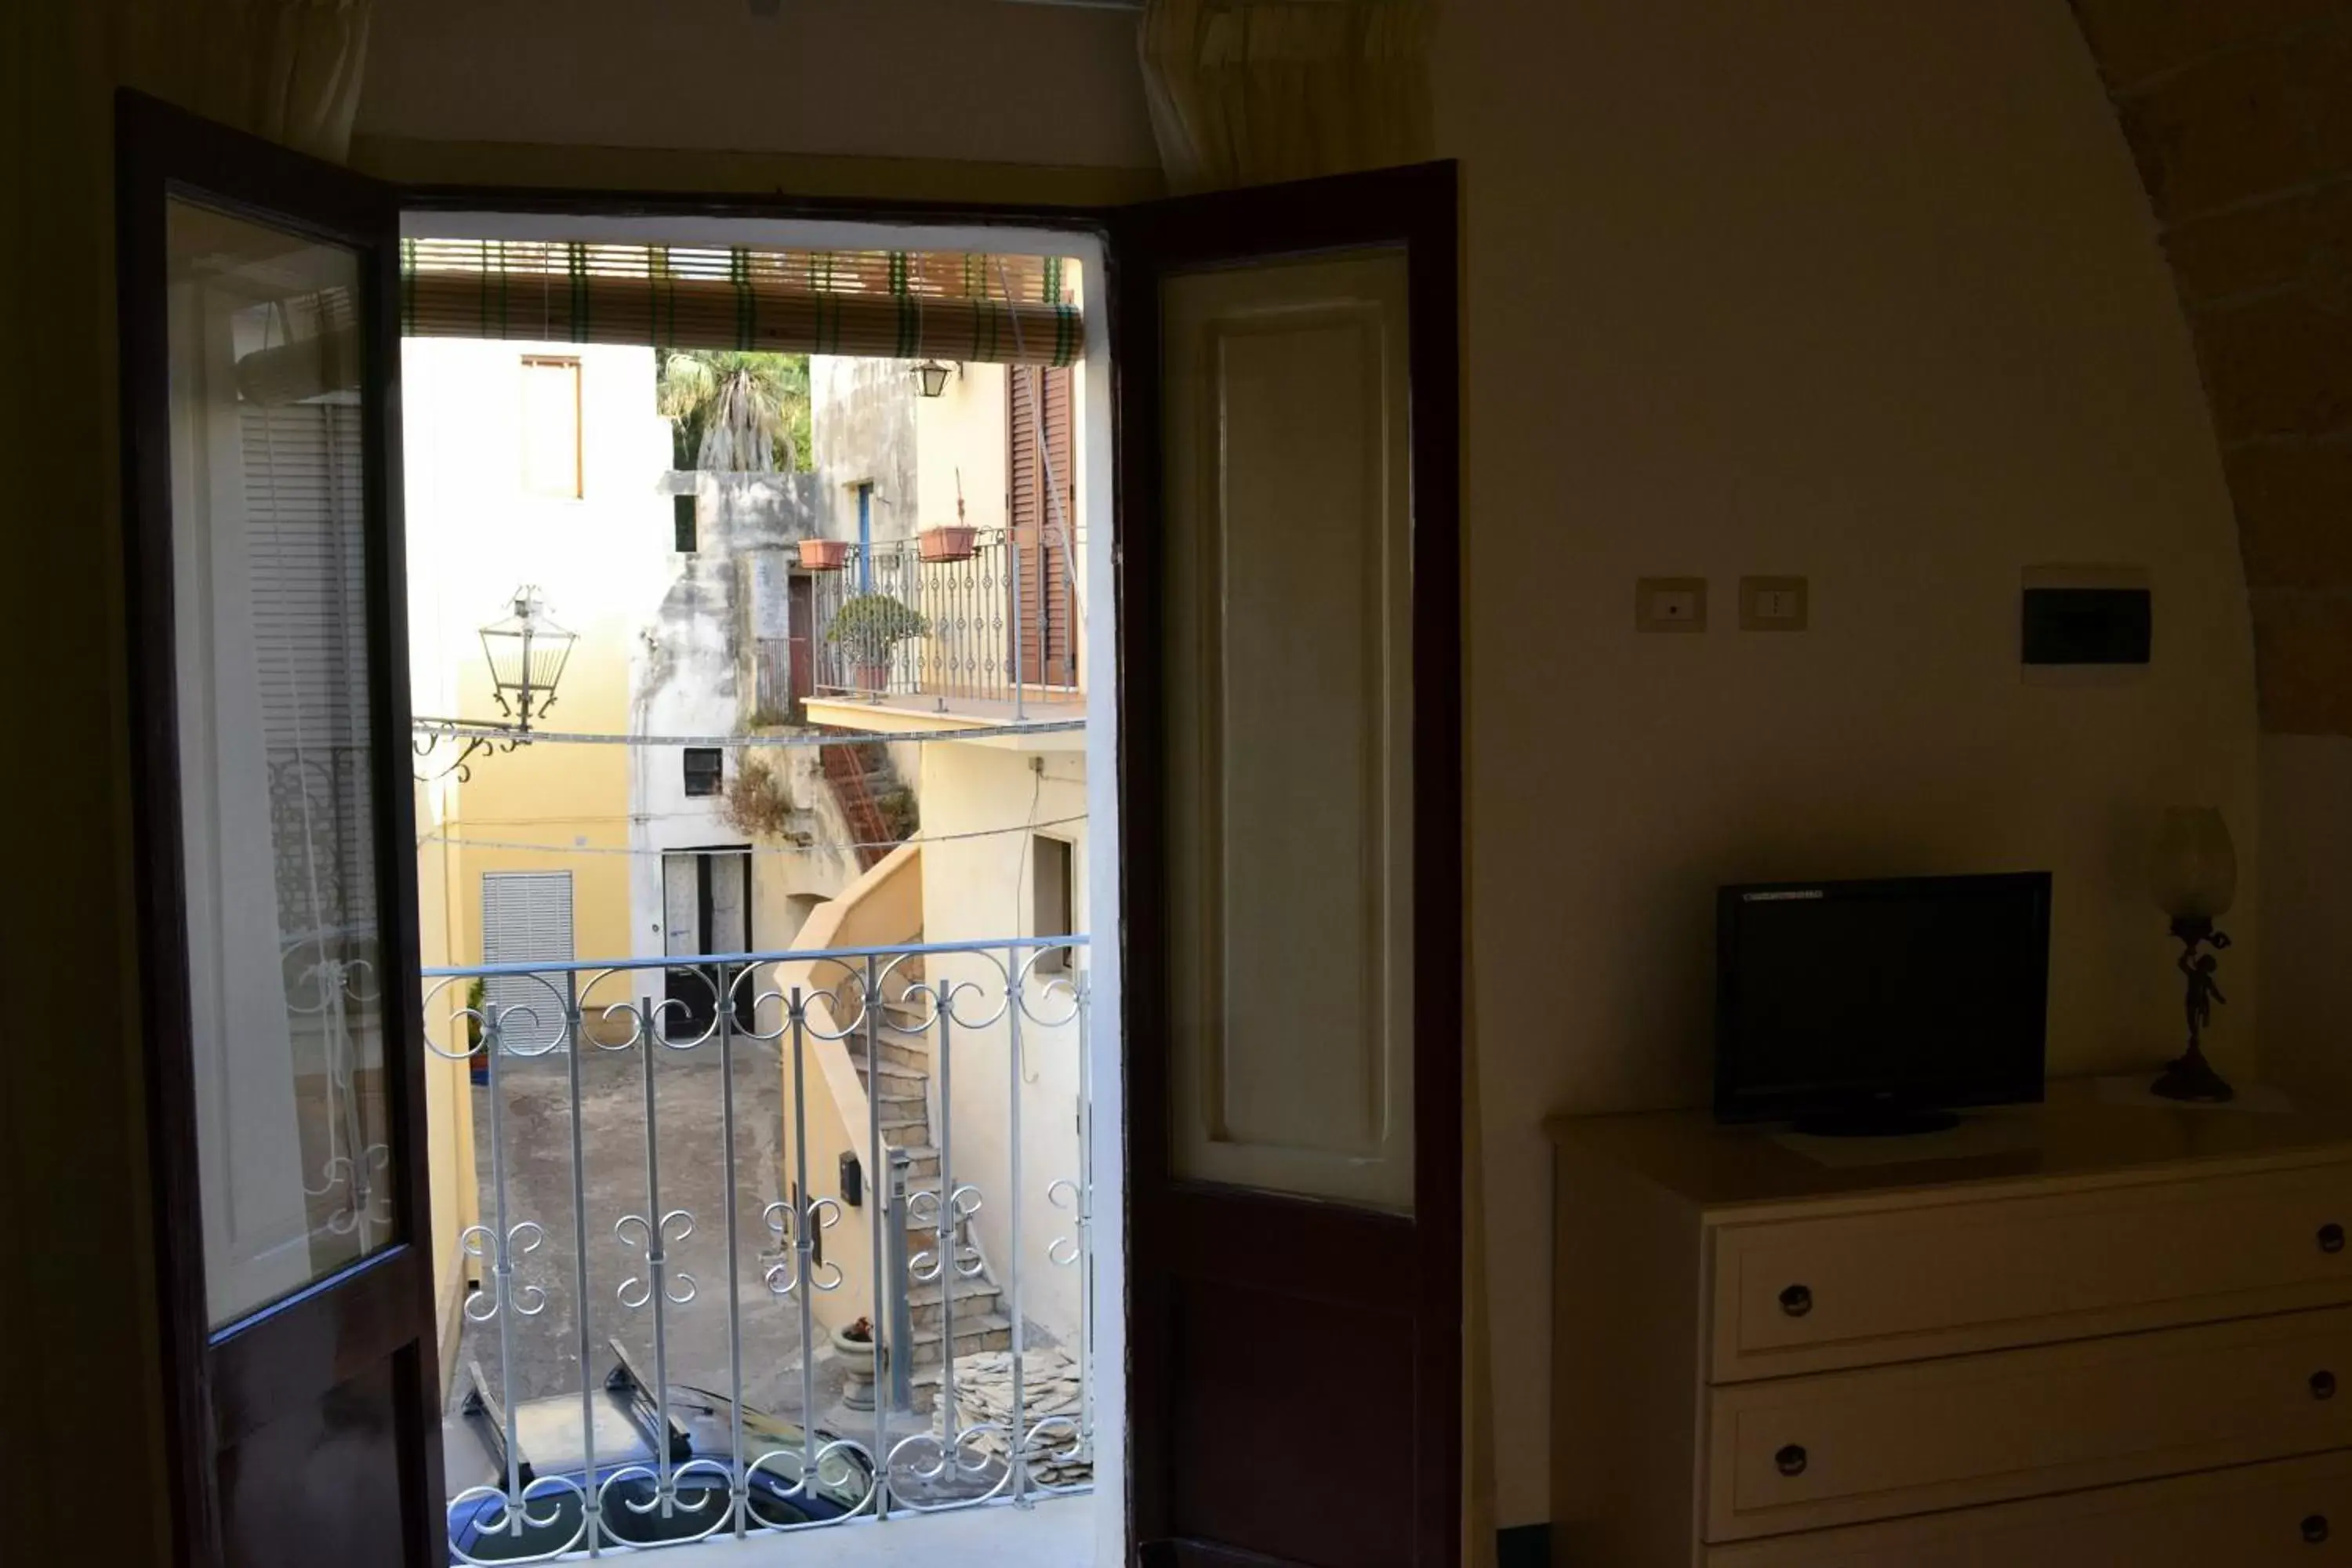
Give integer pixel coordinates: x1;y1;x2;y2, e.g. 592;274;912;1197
811;356;920;546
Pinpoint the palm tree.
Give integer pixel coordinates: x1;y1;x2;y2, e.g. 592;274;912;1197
657;350;811;472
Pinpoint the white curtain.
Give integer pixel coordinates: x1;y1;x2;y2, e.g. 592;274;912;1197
1138;0;1434;193
112;0;375;162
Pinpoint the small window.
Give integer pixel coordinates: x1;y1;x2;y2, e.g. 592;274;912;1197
521;356;582;499
673;493;698;553
683;748;723;798
1033;835;1074;973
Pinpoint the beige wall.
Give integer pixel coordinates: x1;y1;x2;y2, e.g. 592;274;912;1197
18;2;2278;1559
2259;735;2352;1103
358;0;1160;171
1441;0;2259;1523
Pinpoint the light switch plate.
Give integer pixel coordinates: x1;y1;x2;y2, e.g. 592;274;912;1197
1636;577;1708;633
1740;575;1809;631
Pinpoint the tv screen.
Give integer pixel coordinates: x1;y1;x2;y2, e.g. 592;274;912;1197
1715;871;2052;1129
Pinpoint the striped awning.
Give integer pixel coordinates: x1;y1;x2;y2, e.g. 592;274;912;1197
399;240;1084;366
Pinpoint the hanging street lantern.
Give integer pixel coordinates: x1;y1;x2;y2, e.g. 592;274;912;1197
913;359;955;398
480;585;577;730
414;586;578;781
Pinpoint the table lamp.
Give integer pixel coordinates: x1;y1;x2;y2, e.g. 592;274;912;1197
2148;806;2236;1103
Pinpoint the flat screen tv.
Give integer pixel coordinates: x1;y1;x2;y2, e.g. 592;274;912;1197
1715;871;2053;1134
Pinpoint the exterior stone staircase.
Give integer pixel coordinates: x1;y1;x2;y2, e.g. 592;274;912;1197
818;729;913;871
850;973;1012;1376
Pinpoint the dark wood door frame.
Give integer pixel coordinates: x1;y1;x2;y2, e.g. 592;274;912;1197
1111;162;1464;1568
116;89;444;1568
123;154;1461;1565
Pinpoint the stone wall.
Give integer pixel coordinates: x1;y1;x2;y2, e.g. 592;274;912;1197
2071;0;2352;735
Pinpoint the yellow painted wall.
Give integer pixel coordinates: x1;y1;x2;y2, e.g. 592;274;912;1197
403;339;670;979
413;781;478;1376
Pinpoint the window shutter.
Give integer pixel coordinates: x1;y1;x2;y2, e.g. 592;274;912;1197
1006;365;1079;687
481;871;575;1051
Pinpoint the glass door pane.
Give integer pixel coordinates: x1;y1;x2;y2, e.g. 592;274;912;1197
165;198;394;1325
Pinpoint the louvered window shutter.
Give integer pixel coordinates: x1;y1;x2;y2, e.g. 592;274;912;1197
1006;365;1078;687
481;871;575;1051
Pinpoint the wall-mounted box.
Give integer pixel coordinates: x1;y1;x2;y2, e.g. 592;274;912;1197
2021;564;2151;666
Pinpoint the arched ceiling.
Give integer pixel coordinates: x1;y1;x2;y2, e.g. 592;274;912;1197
2070;0;2352;735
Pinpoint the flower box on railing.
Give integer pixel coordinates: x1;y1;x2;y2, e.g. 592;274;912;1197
919;525;978;564
799;538;851;572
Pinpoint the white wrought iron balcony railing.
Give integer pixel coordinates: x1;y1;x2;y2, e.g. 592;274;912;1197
808;528;1084;714
423;935;1093;1563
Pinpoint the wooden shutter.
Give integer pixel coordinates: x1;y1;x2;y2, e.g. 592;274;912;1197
1007;365;1079;688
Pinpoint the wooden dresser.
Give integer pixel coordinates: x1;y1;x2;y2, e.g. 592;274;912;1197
1548;1080;2352;1565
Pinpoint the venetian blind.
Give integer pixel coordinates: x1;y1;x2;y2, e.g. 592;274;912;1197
400;241;1084;365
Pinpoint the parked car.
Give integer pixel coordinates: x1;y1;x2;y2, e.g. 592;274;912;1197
443;1341;871;1561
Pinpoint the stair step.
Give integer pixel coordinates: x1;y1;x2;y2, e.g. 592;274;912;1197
906;1277;1004;1329
906;1311;1014;1368
879;1115;929;1134
852;1038;930;1073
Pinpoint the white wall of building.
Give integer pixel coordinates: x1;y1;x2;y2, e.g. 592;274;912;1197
920;741;1089;1346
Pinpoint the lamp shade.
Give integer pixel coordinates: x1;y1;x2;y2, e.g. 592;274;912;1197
2150;806;2237;920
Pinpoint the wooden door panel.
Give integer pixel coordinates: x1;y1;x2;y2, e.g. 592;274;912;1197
219;1356;422;1568
1118;163;1461;1568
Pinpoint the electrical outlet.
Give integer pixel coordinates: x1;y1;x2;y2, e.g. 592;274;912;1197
1739;575;1809;631
1636;577;1708;633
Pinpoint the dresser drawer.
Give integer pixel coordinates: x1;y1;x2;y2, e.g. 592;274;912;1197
1706;1306;2352;1541
1704;1448;2352;1566
1711;1163;2352;1381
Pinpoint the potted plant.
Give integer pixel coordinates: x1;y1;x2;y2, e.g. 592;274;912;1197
798;537;851;572
825;592;928;696
920;470;978;563
833;1316;881;1411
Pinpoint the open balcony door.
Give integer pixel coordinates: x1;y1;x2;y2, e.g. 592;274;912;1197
1115;163;1462;1567
117;93;444;1568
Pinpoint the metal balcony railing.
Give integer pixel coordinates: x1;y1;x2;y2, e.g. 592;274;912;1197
809;528;1083;713
426;935;1093;1561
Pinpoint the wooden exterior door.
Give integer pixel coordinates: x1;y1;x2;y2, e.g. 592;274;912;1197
789;571;817;719
1008;362;1080;688
117;93;445;1568
1115;163;1464;1567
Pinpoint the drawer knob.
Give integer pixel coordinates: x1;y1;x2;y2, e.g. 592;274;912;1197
2321;1224;2346;1255
1774;1443;1808;1478
2315;1370;2339;1402
1778;1284;1813;1318
2304;1514;2330;1544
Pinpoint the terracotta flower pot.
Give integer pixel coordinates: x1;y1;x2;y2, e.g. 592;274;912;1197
919;524;978;563
799;538;851;572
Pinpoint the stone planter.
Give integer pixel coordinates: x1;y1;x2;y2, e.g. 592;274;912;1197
798;538;851;572
919;525;978;563
833;1325;882;1411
